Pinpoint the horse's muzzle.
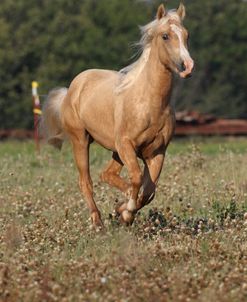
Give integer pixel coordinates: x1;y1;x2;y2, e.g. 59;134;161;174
179;58;194;78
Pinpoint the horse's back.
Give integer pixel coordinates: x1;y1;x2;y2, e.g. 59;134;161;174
71;68;118;90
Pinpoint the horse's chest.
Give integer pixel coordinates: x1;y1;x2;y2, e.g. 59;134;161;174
120;101;175;154
135;109;175;157
135;120;165;149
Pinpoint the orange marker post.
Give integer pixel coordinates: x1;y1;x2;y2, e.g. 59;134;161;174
32;81;42;153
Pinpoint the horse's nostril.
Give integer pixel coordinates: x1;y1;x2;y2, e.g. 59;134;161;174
178;62;186;72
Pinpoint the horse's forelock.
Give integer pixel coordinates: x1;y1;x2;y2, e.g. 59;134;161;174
139;10;181;49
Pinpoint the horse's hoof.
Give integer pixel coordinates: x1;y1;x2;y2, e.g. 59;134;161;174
92;221;105;232
95;225;105;233
121;210;135;225
91;212;104;231
115;201;127;215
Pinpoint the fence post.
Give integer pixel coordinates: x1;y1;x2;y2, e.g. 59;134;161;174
32;81;42;153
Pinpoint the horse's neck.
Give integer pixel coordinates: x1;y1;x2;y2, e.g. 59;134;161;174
140;44;173;108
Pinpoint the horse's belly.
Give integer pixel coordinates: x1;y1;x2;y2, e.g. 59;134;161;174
87;127;116;151
80;100;117;151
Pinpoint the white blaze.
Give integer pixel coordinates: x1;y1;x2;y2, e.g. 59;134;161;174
170;24;191;61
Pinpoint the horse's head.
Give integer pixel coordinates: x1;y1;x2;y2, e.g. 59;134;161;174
155;3;194;78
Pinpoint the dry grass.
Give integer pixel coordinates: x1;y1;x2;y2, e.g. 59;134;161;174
0;138;247;302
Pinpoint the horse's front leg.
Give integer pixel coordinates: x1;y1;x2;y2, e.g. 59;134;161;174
136;151;165;211
115;138;142;224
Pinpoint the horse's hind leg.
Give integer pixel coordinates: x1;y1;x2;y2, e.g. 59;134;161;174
100;152;130;194
70;130;103;228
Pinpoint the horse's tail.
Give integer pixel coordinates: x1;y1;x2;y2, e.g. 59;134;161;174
40;87;68;150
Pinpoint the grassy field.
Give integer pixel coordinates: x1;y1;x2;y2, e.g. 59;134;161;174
0;138;247;302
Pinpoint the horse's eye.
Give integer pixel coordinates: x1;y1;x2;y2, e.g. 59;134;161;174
162;34;169;40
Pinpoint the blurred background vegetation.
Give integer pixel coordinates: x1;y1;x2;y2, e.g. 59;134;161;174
0;0;246;129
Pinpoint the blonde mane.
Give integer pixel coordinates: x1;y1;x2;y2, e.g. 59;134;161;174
116;10;179;94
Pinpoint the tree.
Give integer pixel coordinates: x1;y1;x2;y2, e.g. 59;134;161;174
172;0;247;118
0;0;151;128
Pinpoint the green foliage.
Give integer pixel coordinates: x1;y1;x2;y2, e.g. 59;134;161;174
172;0;247;118
0;0;246;129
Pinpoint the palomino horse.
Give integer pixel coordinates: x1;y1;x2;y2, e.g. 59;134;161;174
41;3;194;228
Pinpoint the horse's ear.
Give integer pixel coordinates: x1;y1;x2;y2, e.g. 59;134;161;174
156;4;166;20
177;3;186;20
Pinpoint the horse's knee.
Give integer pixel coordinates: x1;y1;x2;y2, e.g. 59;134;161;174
100;170;114;184
131;171;142;188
